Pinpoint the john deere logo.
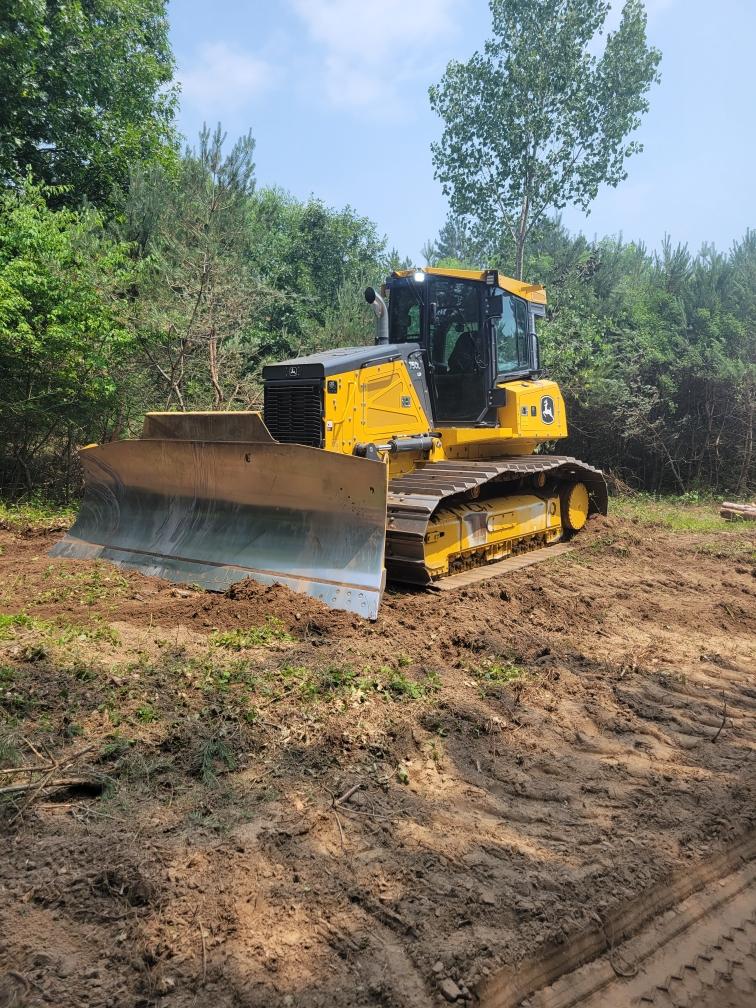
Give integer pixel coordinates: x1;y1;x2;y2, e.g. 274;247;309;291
541;395;555;425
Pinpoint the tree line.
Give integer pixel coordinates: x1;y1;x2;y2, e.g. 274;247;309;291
0;1;752;498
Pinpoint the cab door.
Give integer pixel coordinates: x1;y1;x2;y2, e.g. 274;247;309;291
428;277;490;423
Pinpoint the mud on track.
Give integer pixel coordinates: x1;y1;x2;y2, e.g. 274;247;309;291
0;508;754;1007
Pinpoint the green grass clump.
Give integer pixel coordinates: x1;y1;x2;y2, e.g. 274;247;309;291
35;564;130;606
0;732;20;768
211;617;293;650
0;612;119;646
0;497;76;532
193;736;237;785
473;660;529;687
258;662;440;704
611;493;747;534
384;668;441;699
134;704;159;724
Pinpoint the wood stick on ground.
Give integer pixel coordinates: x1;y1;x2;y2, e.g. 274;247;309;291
334;782;362;807
0;776;101;798
711;694;728;743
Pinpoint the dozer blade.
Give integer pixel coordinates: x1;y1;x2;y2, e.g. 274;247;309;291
50;439;388;619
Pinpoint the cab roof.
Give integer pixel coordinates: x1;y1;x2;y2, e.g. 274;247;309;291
391;267;547;306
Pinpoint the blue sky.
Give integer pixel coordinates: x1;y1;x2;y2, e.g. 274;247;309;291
168;0;756;263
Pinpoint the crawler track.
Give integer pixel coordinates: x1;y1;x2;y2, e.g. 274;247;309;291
385;455;608;584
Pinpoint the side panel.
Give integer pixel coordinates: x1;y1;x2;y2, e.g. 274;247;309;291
324;360;432;455
51;439;388;619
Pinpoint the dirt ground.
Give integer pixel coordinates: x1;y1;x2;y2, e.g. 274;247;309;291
0;502;754;1008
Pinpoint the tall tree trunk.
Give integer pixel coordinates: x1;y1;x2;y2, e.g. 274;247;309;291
209;333;223;410
515;192;529;280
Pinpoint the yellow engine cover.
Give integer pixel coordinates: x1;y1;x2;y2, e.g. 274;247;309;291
423;493;563;578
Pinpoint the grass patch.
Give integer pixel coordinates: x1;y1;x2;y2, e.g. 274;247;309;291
0;732;20;768
192;735;237;785
0;497;76;532
248;662;442;705
34;564;131;606
0;612;120;647
211;617;293;650
472;659;529;694
134;704;159;724
611;493;750;534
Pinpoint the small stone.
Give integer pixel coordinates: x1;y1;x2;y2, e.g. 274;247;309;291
480;890;497;906
432;961;444;974
283;997;295;1007
439;978;462;1002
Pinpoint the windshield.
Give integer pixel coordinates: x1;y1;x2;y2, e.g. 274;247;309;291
494;292;529;375
388;281;423;343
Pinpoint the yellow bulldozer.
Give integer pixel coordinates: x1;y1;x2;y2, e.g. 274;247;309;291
52;267;607;618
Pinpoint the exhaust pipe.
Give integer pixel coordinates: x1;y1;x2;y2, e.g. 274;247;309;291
364;287;388;345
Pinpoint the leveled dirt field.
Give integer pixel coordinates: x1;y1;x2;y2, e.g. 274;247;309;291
0;500;754;1008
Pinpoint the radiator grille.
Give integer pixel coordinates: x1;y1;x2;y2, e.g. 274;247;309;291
263;381;324;448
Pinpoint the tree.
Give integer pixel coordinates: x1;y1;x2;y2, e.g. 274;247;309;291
0;177;133;496
124;126;278;411
429;0;661;278
0;0;177;207
246;188;389;357
422;215;485;268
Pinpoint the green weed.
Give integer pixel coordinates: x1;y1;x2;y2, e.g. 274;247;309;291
473;660;529;692
134;704;159;724
211;617;293;650
35;564;130;606
611;494;746;534
0;612;119;646
0;497;76;532
193;736;237;785
385;668;441;699
0;732;20;768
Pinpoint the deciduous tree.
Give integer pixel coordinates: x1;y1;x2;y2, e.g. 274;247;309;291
0;0;177;207
429;0;661;278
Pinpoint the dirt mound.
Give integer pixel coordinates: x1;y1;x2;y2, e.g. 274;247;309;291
224;580;359;636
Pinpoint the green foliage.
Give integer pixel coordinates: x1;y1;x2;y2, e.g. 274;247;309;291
134;703;158;724
0;0;177;207
473;660;528;691
211;618;293;650
429;0;661;276
611;494;747;533
0;177;134;495
0;612;119;646
0;497;76;531
193;735;237;785
0;731;20;768
246;187;389;357
122;126;278;411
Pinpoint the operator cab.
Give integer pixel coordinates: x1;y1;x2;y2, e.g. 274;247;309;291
383;269;544;426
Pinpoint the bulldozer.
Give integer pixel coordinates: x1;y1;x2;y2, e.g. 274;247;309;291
51;267;607;618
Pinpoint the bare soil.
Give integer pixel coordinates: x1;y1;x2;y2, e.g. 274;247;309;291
0;508;754;1008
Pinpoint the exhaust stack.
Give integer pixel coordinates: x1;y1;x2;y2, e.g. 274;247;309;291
364;287;389;344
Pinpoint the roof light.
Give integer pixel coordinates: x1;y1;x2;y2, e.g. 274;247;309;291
413;270;425;283
485;269;498;286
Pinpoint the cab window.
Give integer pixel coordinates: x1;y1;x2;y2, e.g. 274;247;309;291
494;294;529;375
388;283;422;343
429;280;483;373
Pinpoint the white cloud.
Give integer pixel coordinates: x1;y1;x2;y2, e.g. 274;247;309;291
289;0;458;110
178;42;274;116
